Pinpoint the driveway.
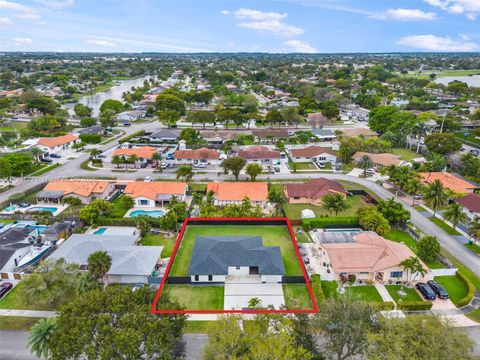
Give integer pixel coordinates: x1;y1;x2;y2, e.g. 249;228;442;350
224;275;285;310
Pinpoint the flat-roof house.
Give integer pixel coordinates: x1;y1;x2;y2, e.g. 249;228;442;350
37;134;78;151
112;146;159;161
77;125;105;136
123;181;188;207
420;172;479;195
189;236;285;283
237;146;281;165
252;129;289;139
41;222;72;242
340;128;378;138
284;178;347;205
49;233;162;284
174;147;221;165
207;182;269;206
0;227;39;272
352;151;407;168
116;110;145;123
147;129;180;142
454;193;480;222
36;179;115;204
290;147;338;165
315;231;432;284
311;129;336;142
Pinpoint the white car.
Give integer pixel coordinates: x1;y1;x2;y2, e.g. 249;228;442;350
194;163;206;168
160;161;168;169
144;176;153;182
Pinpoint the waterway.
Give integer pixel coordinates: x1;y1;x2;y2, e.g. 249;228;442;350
434;75;480;87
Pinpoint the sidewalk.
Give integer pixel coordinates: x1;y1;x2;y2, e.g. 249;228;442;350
0;309;55;318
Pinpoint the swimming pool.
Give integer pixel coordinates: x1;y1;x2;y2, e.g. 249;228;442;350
324;228;363;233
94;227;107;235
27;207;58;214
25;225;49;234
128;209;165;218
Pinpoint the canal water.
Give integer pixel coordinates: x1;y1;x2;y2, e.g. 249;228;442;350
434;75;480;87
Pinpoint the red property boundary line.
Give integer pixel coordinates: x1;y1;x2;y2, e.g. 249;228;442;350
150;217;318;314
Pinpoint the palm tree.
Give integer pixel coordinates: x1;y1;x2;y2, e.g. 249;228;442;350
87;251;112;284
28;318;57;359
443;203;468;230
405;178;423;205
400;256;427;286
469;217;480;245
89;148;101;159
423;180;448;216
30;147;44;162
357;155;374;177
129;154;139;169
322;193;349;216
152;152;162;167
247;297;262;309
412;121;428;153
176;165;193;182
111;155;122;168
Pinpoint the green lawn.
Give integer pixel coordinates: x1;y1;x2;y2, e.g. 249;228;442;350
292;162;317;171
0;282;52;310
283;195;370;220
164;285;224;310
169;225;303;276
321;281;338;299
293;227;312;243
434;276;469;307
184;321;215;333
391;148;420;162
30;163;61;176
0;122;28;132
188;183;208;192
345;285;383;302
385;229;418;252
413;205;426;212
109;196;130;218
385;285;422;302
397;69;480;79
467;308;480;323
282;283;314;310
429;217;461;236
0;316;43;331
465;242;480;255
455;132;480;145
140;232;177;257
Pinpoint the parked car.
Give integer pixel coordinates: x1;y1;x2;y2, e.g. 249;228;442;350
151;163;158;168
19;202;30;208
0;282;13;299
168;163;175;168
194;163;206;168
140;162;148;168
415;282;437;300
97;154;106;159
427;280;449;299
470;149;479;156
413;194;423;200
40;158;53;163
144;176;152;182
49;153;61;158
160;161;168;169
274;166;280;172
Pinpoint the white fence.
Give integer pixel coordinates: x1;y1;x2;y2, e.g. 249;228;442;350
431;268;458;277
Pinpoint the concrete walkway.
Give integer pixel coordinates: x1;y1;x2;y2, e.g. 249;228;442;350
374;283;395;304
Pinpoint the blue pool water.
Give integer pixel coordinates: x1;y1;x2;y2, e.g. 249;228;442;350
129;209;164;218
27;207;58;214
25;225;48;234
94;227;107;235
325;228;363;233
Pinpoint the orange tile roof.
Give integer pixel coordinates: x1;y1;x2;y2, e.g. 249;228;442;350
124;182;187;200
352;151;405;167
285;178;347;200
322;232;426;273
112;146;159;160
37;134;78;148
174;148;220;160
43;179;112;197
290;146;337;158
207;182;268;201
419;172;477;194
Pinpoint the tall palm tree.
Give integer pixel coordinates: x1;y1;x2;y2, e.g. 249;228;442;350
322;193;349;216
405;178;423;205
87;251;112;284
412;121;428;153
152;152;162;167
28;318;57;359
469;217;480;245
400;256;427;286
89;148;101;159
111;155;122;169
30;147;44;162
443;203;468;230
423;180;448;216
357;155;374;177
129;154;139;169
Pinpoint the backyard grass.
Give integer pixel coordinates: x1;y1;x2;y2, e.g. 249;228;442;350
164;285;224;310
434;276;469;307
429;217;461;236
292;162;317;171
168;225;303;276
184;321;215;333
0;122;28;132
140;232;177;257
345;285;383;302
385;229;418;252
109;196;130;218
455;131;480;145
391;148;420;162
0;282;52;311
188;183;208;192
283;195;370;220
293;227;312;243
0;316;43;331
465;242;480;255
282;283;314;310
385;285;422;302
321;281;338;299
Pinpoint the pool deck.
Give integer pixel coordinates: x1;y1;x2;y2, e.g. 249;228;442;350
124;206;167;218
0;202;68;217
86;226;139;236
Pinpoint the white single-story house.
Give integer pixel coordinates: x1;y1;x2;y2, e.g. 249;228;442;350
123;182;188;207
290;146;338;164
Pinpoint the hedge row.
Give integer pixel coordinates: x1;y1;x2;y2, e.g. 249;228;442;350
96;216;162;228
302;216;360;230
396;301;433;311
118;130;146;144
371;302;395;311
311;274;324;307
456;271;476;308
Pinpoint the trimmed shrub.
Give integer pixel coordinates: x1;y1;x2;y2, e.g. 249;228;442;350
311;274;324;307
118;130;145;144
457;271;475;308
302;216;359;230
396;301;433;311
371;302;395;311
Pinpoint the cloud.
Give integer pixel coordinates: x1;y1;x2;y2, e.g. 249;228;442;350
220;10;229;15
284;39;317;53
14;13;42;20
233;8;304;37
373;8;437;21
0;0;36;13
13;37;33;45
33;0;74;9
84;39;117;48
397;34;478;51
0;17;13;26
424;0;480;20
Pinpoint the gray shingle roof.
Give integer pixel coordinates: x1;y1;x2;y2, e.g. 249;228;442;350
188;236;285;276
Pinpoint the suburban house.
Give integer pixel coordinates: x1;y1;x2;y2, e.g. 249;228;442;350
48;232;163;284
123;181;188;207
340;128;378;138
174;147;221;165
207;182;269;206
112;146;159;162
352;151;407;168
41;222;72;242
311;129;336;142
314;231;432;284
36;134;78;151
0;227;40;272
252;129;289;140
453;193;480;221
77;125;105;136
284;178;348;205
116;110;145;123
188;236;285;283
147;129;180;142
420;172;479;195
237;146;281;165
36;179;115;204
290;146;338;165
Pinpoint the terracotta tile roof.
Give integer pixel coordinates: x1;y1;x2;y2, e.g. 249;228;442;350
112;146;159;160
207;182;268;201
352;152;404;167
37;134;78;148
454;193;480;213
124;182;187;200
174;147;220;160
322;232;425;273
341;128;378;137
419;172;478;194
252;129;289;138
238;146;281;160
290;146;337;158
307;113;329;122
43;179;112;197
285;178;347;200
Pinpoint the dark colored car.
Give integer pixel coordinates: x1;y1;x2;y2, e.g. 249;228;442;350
49;153;61;158
427;280;449;299
470;149;479;156
140;162;148;168
416;282;437;301
40;158;53;163
0;282;13;299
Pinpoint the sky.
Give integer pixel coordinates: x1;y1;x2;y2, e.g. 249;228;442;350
0;0;479;53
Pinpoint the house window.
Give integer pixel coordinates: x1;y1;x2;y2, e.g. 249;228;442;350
319;157;326;161
294;196;300;200
390;271;403;278
139;200;149;205
208;275;213;281
236;266;240;270
194;275;199;281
